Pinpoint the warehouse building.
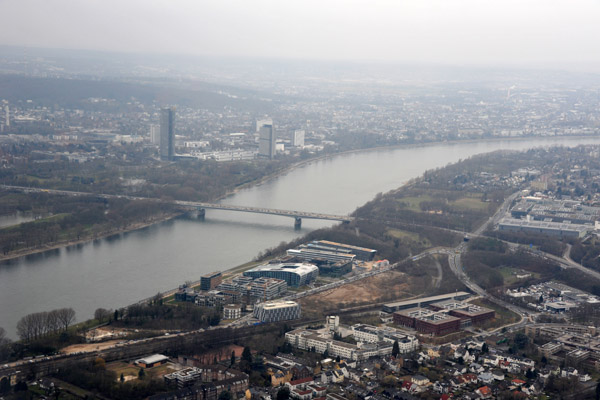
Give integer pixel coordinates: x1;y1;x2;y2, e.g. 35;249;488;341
498;218;589;238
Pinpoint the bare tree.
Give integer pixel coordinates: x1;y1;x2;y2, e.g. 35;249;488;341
94;308;111;323
56;308;76;331
0;327;11;361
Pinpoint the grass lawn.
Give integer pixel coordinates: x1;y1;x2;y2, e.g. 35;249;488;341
450;195;489;212
107;361;143;379
498;267;539;286
396;194;434;212
387;228;431;247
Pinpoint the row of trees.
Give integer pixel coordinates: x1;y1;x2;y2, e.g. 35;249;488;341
16;307;75;342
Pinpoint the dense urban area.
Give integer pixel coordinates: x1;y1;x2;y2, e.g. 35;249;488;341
3;49;600;400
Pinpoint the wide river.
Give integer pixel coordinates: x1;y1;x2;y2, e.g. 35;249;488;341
2;137;600;338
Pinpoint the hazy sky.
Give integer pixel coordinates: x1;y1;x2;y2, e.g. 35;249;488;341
1;0;599;68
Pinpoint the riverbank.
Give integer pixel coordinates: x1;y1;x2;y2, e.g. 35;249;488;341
1;134;594;264
223;133;599;199
0;211;182;262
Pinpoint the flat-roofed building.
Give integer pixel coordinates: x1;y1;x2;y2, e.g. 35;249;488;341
223;304;242;320
136;354;169;368
394;308;461;336
200;271;222;291
311;240;377;261
249;277;287;301
350;324;418;353
429;300;495;325
498;218;589;238
244;263;319;287
164;367;202;388
254;301;301;323
382;292;470;313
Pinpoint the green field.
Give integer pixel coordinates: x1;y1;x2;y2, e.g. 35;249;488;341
396;194;435;212
450;195;488;211
387;228;431;247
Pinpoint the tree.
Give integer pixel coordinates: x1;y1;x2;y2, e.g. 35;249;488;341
138;368;145;379
230;350;236;367
94;357;106;370
94;308;111;323
0;377;10;394
114;309;119;321
242;346;252;364
56;308;76;331
596;379;600;400
120;373;125;383
481;343;489;354
0;327;11;361
213;356;218;365
335;355;341;363
513;333;529;349
218;391;232;400
277;386;290;400
323;349;329;359
392;340;400;357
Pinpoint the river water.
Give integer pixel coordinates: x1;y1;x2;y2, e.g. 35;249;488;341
1;137;600;338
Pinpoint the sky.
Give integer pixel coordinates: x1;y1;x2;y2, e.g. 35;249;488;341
1;0;599;69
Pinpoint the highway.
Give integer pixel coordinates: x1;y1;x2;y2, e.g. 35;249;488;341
446;190;533;331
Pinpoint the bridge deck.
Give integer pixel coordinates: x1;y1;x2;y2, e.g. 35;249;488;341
1;185;354;222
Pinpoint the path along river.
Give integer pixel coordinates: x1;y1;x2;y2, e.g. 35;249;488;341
2;137;600;338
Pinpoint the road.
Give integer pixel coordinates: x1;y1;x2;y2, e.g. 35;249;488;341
446;190;532;331
0;184;353;223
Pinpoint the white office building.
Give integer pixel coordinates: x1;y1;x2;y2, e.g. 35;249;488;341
254;300;301;322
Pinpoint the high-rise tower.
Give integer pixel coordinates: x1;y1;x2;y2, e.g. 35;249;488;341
160;108;175;160
258;123;276;159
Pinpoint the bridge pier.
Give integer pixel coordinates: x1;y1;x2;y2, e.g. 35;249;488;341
187;207;206;220
294;217;302;230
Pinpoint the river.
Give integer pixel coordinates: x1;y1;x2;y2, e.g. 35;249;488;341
1;137;600;338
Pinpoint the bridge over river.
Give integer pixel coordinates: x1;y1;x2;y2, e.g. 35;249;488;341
0;185;353;228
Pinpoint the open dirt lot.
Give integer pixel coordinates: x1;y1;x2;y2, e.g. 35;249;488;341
299;270;412;317
61;339;122;354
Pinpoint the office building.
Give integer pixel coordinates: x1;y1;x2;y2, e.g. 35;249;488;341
243;263;319;287
292;130;305;147
249;277;287;301
393;308;462;336
254;300;301;322
259;124;276;159
200;271;222;291
255;118;273;132
429;300;495;326
160;107;175;160
223;304;242;320
150;124;160;144
382;292;470;313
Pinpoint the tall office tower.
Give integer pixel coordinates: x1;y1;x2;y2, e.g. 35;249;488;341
5;105;9;127
292;129;305;147
258;124;276;159
150;124;160;145
160;108;175;160
255;118;272;132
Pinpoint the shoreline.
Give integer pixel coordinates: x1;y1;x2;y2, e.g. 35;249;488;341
1;133;595;265
0;212;181;262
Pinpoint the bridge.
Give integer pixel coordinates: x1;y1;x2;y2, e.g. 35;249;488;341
0;185;353;228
